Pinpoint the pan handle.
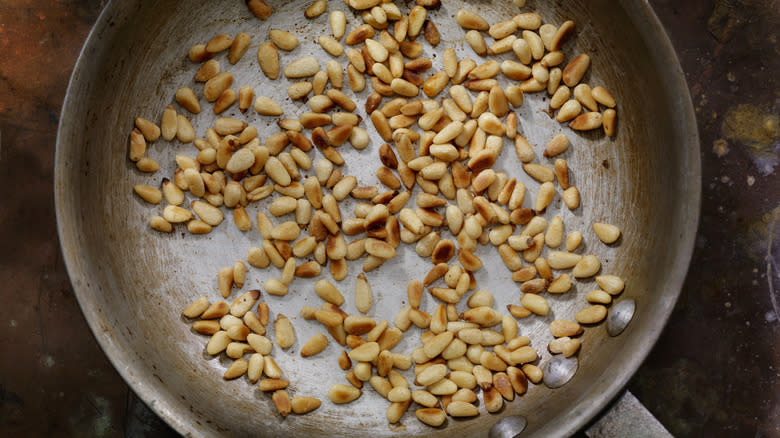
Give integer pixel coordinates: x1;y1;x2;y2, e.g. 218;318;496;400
128;385;672;437
584;390;674;438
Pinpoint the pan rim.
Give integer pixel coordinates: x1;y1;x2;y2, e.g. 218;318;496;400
54;0;701;436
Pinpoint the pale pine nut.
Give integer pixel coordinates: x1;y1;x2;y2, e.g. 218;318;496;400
593;222;621;244
456;9;489;30
573;254;601;278
575;305;608;324
228;32;250;64
521;293;549;316
596;275;625;295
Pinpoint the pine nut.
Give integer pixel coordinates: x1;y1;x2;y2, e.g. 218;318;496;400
534;182;554;213
175;87;200;114
206;331;230;355
253;96;283;116
163;205;192;224
465;30;487;56
521;293;549;316
263;356;282;378
557;99;582;122
594;275;624;295
446;400;478;417
134;117;160;142
329;384;361;404
405;5;426;38
558;186;579;210
570;111;603;130
573;254;601;278
299;333;328;358
314;279;345;306
246;0;272;19
574;83;598;112
593;222;621;244
205;34;232;54
291;396;321;415
563;54;590;87
223;358;248;380
264;278;288;296
133;185;161;204
550;85;571;109
201;302;229;320
226;32;250;64
273;314;295;349
422;71;449;97
544;134;570;158
456;8;489;30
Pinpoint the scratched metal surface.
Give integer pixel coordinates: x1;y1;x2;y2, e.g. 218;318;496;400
3;1;778;438
53;0;698;436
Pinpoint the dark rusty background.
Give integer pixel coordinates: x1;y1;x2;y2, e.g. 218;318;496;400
0;0;777;436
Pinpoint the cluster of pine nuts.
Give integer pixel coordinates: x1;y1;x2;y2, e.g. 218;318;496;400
129;0;630;427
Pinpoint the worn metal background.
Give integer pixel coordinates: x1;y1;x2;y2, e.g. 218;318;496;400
0;0;777;437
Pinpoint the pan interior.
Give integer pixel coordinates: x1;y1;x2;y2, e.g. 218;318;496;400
55;0;699;436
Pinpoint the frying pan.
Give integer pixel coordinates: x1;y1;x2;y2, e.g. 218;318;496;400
55;0;699;436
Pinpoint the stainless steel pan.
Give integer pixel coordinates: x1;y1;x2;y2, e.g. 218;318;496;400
55;0;699;436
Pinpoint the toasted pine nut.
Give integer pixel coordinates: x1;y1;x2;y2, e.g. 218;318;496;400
314;279;345;306
253;96;283;116
175;87;201;114
182;296;209;319
264;278;288;296
556;99;582;122
544;134;569;158
551;160;570;191
422;71;449;98
206;331;230;355
534;182;555;213
187;44;214;62
299;333;328;357
246;0;272;18
511;39;532;66
390;78;418;97
456;9;489;30
355;273;373;313
575;305;608;325
407;5;427;39
521;163;554;183
573;254;601;278
133;185;162;204
205;34;232;54
446;400;478;417
574;83;599;112
285;56;320;79
562;186;580;210
592;222;622;245
229;287;258;318
203;72;233;103
225;32;250;64
592;276;624;297
603;108;617;136
274;314;295;349
544;216;564;248
589;85;616;107
563;54;590;87
223;358;248;380
288;82;313;100
289;396;321;415
550;85;571;110
521;293;548;316
465;30;487;56
328;383;362;404
201;301;229;320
